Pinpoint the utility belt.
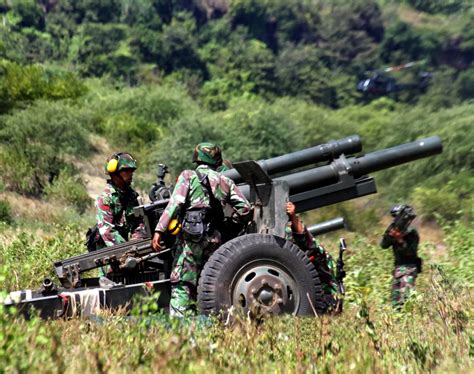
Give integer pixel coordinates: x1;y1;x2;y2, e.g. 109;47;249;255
182;208;214;242
395;256;423;273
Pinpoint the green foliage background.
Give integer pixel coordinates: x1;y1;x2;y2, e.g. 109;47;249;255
0;0;472;371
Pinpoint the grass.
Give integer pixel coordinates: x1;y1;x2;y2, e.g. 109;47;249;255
0;219;472;372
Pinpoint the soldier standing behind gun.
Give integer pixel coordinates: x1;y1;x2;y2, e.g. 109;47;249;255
152;143;251;317
285;202;340;312
381;204;421;309
87;152;145;252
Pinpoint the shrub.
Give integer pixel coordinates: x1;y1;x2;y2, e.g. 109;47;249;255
411;186;462;222
43;171;92;214
0;200;12;224
0;101;92;196
0;60;87;113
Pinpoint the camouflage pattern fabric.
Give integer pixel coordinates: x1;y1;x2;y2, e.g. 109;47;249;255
192;143;222;166
169;231;221;317
285;224;339;298
155;165;251;233
155;164;251;316
95;181;144;247
104;152;137;175
381;227;420;308
392;264;418;308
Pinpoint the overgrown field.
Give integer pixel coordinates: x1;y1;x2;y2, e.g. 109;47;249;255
1;1;473;372
0;219;472;372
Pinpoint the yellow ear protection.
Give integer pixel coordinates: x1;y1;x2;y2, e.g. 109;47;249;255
168;219;182;235
106;153;121;174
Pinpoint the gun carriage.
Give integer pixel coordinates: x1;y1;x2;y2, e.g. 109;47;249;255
3;135;442;319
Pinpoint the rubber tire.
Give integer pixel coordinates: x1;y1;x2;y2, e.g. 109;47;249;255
197;233;325;317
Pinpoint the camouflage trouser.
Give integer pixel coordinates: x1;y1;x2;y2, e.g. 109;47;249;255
308;248;341;313
392;264;418;308
169;231;220;317
309;248;339;296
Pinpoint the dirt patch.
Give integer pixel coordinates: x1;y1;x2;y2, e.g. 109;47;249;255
74;135;111;201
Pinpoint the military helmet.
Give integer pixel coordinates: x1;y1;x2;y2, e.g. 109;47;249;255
192;142;223;166
105;152;137;175
390;204;406;217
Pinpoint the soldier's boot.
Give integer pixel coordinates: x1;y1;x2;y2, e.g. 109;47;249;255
170;283;195;318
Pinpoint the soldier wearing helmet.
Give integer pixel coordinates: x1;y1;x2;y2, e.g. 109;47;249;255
152;143;251;317
381;204;421;308
87;152;145;254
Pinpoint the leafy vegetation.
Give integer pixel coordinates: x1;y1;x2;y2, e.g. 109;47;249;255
0;221;472;372
0;1;472;371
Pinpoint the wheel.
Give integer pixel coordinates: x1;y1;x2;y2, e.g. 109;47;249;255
197;234;325;318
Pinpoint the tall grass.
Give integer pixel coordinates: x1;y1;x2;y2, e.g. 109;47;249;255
0;223;472;372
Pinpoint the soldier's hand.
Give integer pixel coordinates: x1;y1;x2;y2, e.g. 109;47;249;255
286;202;296;218
389;228;404;243
152;232;162;252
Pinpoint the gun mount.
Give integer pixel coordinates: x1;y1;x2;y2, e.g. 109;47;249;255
4;135;443;319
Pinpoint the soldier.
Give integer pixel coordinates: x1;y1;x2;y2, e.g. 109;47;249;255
380;205;421;308
152;143;251;317
216;159;233;173
285;202;340;312
87;152;145;253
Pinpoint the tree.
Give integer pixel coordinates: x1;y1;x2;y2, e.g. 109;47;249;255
319;0;383;70
275;44;337;107
379;21;440;64
0;101;92;196
69;22;138;80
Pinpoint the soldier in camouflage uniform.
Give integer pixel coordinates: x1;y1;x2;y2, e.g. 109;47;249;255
152;143;251;317
93;152;145;250
380;205;421;308
285;202;340;312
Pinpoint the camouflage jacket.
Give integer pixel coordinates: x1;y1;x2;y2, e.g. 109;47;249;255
285;223;328;260
155;165;251;233
95;181;144;247
380;227;419;265
285;222;337;293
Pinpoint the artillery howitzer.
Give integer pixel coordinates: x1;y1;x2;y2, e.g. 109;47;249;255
4;135;442;319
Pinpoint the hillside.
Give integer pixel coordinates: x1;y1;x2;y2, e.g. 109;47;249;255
0;1;472;372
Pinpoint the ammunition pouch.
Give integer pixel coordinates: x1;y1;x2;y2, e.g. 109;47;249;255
415;257;423;273
182;209;208;242
85;225;103;252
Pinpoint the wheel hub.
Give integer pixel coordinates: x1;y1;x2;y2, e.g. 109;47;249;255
231;262;299;315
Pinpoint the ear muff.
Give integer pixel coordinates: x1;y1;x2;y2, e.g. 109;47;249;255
107;158;119;173
106;152;124;174
168;219;182;235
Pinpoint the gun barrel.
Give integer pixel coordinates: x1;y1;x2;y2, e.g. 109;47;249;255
277;136;442;194
308;217;346;236
224;135;362;182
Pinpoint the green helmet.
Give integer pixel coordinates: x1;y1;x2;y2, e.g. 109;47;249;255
192;143;223;166
105;152;137;174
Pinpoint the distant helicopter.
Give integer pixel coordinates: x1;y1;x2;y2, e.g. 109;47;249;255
357;61;432;96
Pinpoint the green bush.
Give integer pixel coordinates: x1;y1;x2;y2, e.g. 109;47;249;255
43;171;92;214
411;186;462;221
0;60;87;113
0;101;92;196
0;200;12;224
103;113;162;148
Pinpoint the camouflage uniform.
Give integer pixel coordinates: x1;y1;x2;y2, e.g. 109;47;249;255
285;224;339;307
95;182;144;247
93;152;144;250
155;164;251;317
381;227;420;308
